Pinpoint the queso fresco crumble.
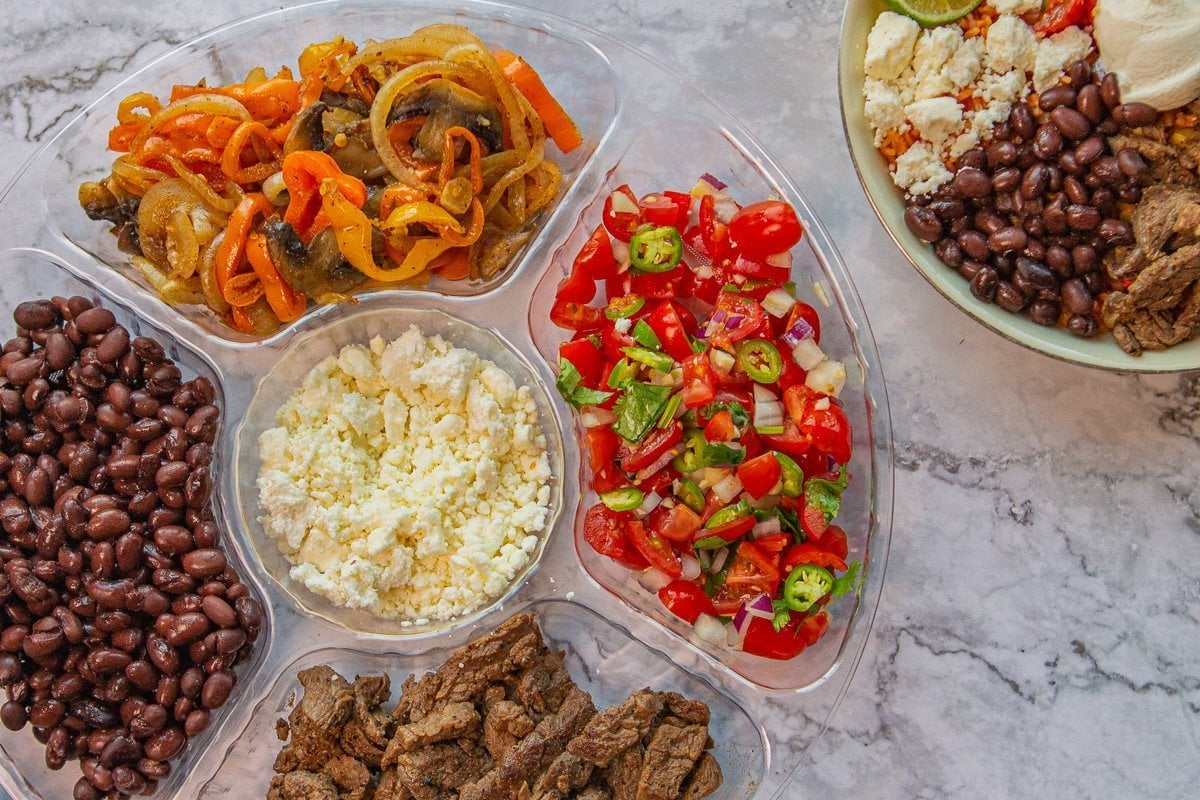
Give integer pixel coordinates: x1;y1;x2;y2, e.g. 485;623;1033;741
256;326;552;623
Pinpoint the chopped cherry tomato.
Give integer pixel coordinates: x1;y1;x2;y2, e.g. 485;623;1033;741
658;579;715;624
600;323;638;362
574;224;619;280
739;426;765;461
550;297;605;331
776;354;808;393
584;427;620;473
1034;0;1095;35
559;338;605;388
592;462;629;494
737;452;781;500
775;300;822;345
698;194;729;260
742;611;806;659
782;384;820;422
655;503;702;543
629;265;692;300
556;261;596;304
799;400;852;465
723;541;780;596
627;520;682;577
646;301;695;362
799;501;828;541
602;184;641;242
753;533;791;559
709;293;766;350
727;200;803;259
695;514;756;544
782;542;848;574
761;422;813;462
635;466;677;498
681;352;718;409
703;409;737;443
730;254;790;283
820;525;849;560
800;609;831;645
639;192;690;230
582;503;628;560
620;422;683;474
699;491;725;525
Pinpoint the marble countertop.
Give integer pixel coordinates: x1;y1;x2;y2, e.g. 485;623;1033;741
1;1;1197;797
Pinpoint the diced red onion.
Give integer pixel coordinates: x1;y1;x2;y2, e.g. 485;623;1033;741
699;172;727;190
751;517;782;539
732;593;774;635
781;319;815;349
724;314;746;330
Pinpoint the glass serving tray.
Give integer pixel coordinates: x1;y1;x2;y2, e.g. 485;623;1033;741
0;2;894;797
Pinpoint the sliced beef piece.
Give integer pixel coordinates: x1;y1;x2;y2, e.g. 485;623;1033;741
529;751;594;799
604;747;643;800
577;789;613;800
326;754;373;800
634;719;710;800
390;741;491;799
660;692;710;727
393;614;543;724
275;666;358;772
680;752;723;800
1109;133;1199;187
342;674;393;768
374;769;411;800
567;690;663;767
1106;243;1200;317
514;649;574;717
267;771;341;800
384;701;479;761
483;699;535;761
1109;184;1200;279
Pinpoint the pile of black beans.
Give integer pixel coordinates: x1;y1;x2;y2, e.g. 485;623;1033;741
0;296;264;799
904;61;1157;337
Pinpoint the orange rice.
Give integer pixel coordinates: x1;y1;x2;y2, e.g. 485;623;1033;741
958;4;1000;38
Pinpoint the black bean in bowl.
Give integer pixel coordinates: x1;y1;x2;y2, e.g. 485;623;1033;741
0;296;264;799
910;61;1158;337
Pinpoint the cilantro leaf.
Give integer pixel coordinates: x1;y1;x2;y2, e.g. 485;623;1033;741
701;400;751;428
555;359;612;409
776;505;801;538
612;381;672;443
803;465;850;523
830;561;862;599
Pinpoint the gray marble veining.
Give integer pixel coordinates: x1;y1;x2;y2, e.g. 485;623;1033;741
0;0;1197;797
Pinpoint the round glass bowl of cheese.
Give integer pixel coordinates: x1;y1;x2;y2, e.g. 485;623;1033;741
233;298;566;637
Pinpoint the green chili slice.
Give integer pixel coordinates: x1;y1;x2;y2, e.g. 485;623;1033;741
672;428;709;474
675;478;705;513
600;486;644;512
737;339;783;383
774;451;804;497
629;225;683;273
605;294;645;319
621;346;674;373
632;319;660;349
705;499;751;529
782;564;834;612
607;358;639;389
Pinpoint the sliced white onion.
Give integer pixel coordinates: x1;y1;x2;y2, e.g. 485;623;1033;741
766;251;793;269
752;384;779;404
753;401;784;432
709;349;736;374
710;547;731;573
806;359;847;397
791;338;826;371
633;491;663;518
694;262;714;280
609;190;639;216
699;468;728;491
691;613;727;646
712;473;743;504
613;316;632;334
680;552;702;581
634;451;677;484
612;237;630;267
638;567;673;593
697;548;713;571
762;287;797;318
714;194;740;224
751;517;782;539
727;621;746;649
579;406;616;428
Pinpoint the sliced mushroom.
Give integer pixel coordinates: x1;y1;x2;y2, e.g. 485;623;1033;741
387;79;503;160
328;119;389;181
283;101;329;155
262;220;366;297
79;180;139;226
320;88;371;117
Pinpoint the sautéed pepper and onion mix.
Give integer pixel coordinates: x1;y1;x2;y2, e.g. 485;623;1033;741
78;24;580;335
552;176;863;661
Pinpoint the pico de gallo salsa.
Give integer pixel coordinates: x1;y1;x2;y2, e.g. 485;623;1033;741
552;175;863;661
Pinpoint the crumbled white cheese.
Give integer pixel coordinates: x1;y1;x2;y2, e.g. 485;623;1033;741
893;142;953;196
986;15;1038;74
1034;26;1094;92
865;12;921;80
912;25;964;100
990;0;1042;15
941;38;985;92
257;326;551;622
906;96;964;146
864;80;907;145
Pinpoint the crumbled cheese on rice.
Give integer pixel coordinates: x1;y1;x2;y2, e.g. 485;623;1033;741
862;7;1095;196
256;326;551;622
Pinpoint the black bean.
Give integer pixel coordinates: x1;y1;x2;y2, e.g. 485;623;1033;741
1067;314;1100;337
988;226;1028;255
969;267;999;302
1039;85;1077;112
995;281;1027;312
1066;205;1102;231
1076;83;1103;125
992;167;1021;194
958;230;990;261
1020;164;1049;199
1016;257;1058;290
1050;106;1091;140
1028;298;1061;326
1075;135;1105;165
1100;72;1121;108
904;205;943;242
1010;103;1036;140
1033;124;1063;159
1114;102;1158;128
1098;218;1134;246
953;167;992;198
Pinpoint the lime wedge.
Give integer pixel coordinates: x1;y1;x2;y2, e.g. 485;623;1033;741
883;0;983;27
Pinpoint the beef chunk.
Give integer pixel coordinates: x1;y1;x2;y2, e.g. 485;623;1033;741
342;675;394;767
482;699;534;761
326;754;373;800
391;741;492;799
634;720;709;800
567;690;663;767
267;771;341;800
513;649;574;717
660;693;710;727
680;753;722;800
275;666;358;773
1109;134;1199;187
529;751;593;799
577;789;612;800
604;747;643;800
385;701;480;760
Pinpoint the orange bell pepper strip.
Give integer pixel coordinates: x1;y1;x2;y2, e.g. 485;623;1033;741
439;126;483;193
223;271;265;308
281;150;366;240
431;248;470;281
491;49;582;154
246;232;307;321
438;198;484;247
221;121;283;184
214;192;275;299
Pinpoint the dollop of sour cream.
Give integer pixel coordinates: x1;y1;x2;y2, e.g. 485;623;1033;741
1094;0;1200;110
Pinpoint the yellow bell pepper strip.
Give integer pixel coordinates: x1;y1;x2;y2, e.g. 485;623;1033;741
492;49;582;154
221;120;283;184
281;151;367;240
439;126;484;194
439;198;484;247
381;238;457;282
214;192;274;299
223;271;265;308
381;200;465;236
246;231;307;321
378;184;436;221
